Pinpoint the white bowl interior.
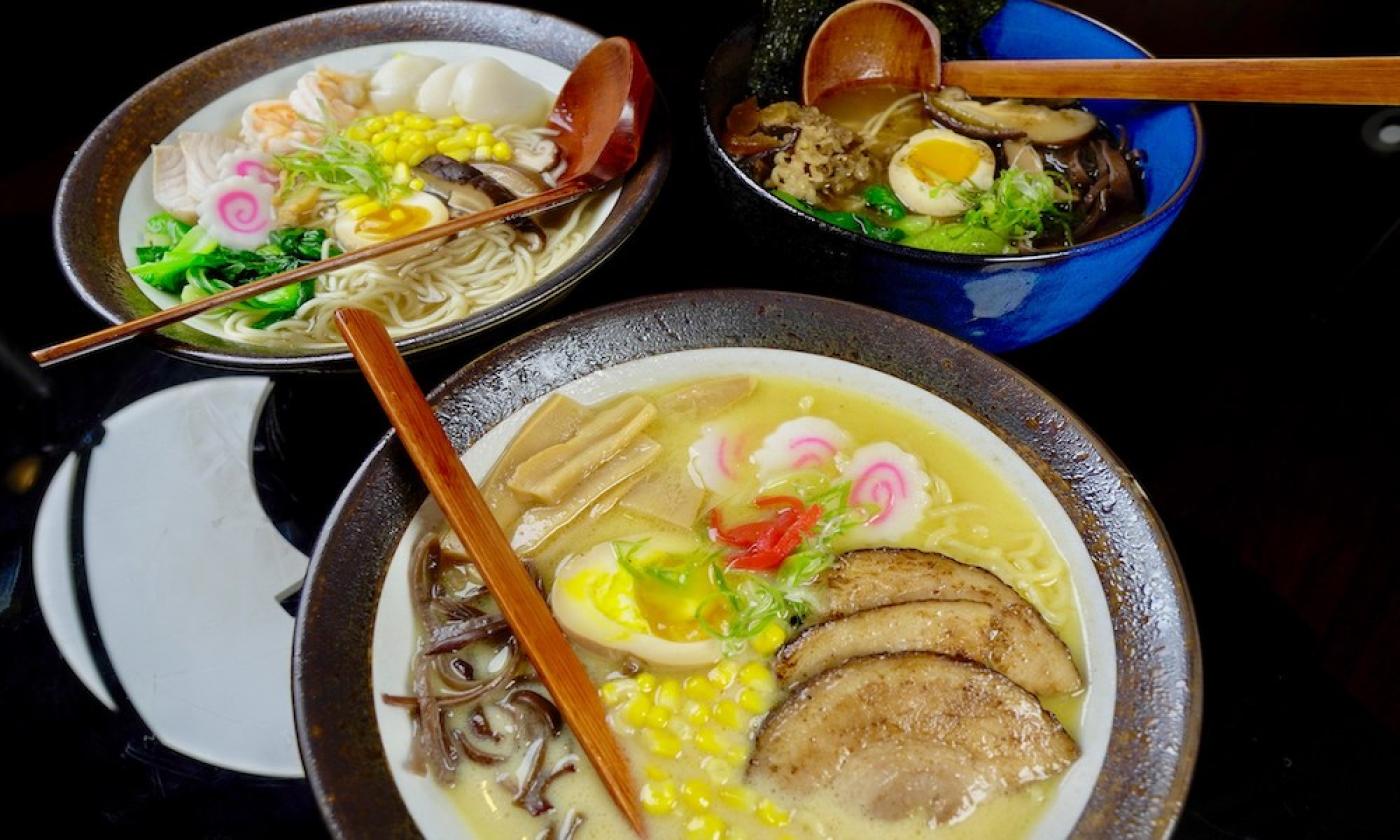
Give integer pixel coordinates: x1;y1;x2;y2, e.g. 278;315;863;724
370;347;1116;839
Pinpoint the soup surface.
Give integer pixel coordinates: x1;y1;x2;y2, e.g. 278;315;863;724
380;364;1107;840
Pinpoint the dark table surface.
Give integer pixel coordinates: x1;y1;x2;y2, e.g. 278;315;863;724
3;1;1399;836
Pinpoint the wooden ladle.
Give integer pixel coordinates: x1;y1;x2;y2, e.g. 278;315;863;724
33;36;654;367
803;0;1400;106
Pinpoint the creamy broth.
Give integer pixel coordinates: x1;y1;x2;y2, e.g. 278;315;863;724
411;375;1086;839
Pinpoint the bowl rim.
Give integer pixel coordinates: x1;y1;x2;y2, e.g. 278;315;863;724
294;289;1202;839
51;0;670;372
700;0;1205;266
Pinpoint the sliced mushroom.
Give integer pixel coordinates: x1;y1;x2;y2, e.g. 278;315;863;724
415;154;547;251
473;162;545;197
818;549;1081;695
929;87;1098;145
749;653;1079;824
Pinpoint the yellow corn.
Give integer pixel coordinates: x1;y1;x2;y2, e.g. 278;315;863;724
750;622;786;656
345;126;369;142
391;110;409;123
377;140;398;162
683;701;711;725
406;147;431;167
643;728;683;758
362;116;387;133
370;131;389;145
701;756;735;785
350;201;382;220
655;678;682;710
445;148;473;163
392;161;411;184
437;115;466;128
694;727;727;756
713;700;744;729
685;814;726;840
684;676;719;702
470;122;493;132
737;688;767;714
599;679;635;707
404;114;435;131
641;780;677;815
717;785;756;811
645;704;672;729
473;145;493;162
384;122;403;136
408;177;425;191
337;194;371;211
621;694;652;728
636;673;657;693
491;142;513;162
644;764;669;781
708;661;739;689
738;662;775;691
401;130;427;147
437;135;472;152
755;798;791;827
478;132;497;147
681;779;713;812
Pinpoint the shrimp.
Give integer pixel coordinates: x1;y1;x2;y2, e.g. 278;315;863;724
288;66;369;125
241;100;322;155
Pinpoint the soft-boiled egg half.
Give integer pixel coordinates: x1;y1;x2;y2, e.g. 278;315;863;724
551;537;722;668
333;191;449;267
888;128;996;217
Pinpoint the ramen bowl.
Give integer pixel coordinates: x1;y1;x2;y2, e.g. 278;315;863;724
294;290;1200;838
701;0;1202;352
53;1;669;371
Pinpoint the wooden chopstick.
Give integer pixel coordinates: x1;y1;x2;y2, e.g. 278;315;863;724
332;308;646;837
32;179;594;366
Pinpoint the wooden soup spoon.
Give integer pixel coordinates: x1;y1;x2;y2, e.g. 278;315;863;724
803;0;1400;106
334;307;646;835
33;36;654;367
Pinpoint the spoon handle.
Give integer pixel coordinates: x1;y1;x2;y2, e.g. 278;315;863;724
942;57;1400;104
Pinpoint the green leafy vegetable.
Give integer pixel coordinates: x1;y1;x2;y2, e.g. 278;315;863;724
144;213;193;246
863;184;907;220
129;226;219;292
903;222;1009;255
773;190;904;243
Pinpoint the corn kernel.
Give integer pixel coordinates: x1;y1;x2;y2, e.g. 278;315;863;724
470;122;493;132
460;130;480;147
713;700;744;729
398;144;422;164
681;779;713;811
685;814;726;840
389;208;407;222
437;115;466;128
655;678;682;710
750;622;787;656
755;798;791;827
337;194;371;211
445;148;473;163
437;135;471;152
717;785;756;811
392;161;411;184
491;142;513;162
695;727;727;756
684;676;720;702
599;679;635;706
408;178;425;191
684;701;711;725
401;130;427;147
643;728;683;758
370;131;389;145
377;140;399;162
345;126;369;142
406;147;431;167
738;688;768;714
645;704;672;729
424;127;449;143
644;764;669;781
363;116;387;133
350;200;382;219
708;661;739;689
473;145;493;161
636;673;657;693
621;694;652;728
701;756;735;785
478;132;497;147
391;110;409;123
641;780;677;814
739;662;776;691
384;122;403;135
404;114;435;131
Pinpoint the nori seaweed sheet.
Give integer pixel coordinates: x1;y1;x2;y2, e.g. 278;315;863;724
747;0;1006;102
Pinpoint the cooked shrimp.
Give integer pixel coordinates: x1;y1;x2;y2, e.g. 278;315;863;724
241;100;322;155
289;66;369;125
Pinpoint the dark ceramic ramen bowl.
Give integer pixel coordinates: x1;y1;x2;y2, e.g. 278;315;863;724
700;0;1203;353
52;1;669;372
295;290;1200;838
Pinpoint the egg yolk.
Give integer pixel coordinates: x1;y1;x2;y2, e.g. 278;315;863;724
563;562;715;644
907;138;981;185
353;202;433;240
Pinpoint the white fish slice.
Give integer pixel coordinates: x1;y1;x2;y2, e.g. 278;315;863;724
150;143;197;223
179;132;247;205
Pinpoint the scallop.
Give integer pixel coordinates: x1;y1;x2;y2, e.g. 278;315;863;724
450;56;553;126
415;62;465;118
370;54;444;114
888;128;997;217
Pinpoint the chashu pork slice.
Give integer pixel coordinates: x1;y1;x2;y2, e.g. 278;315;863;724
818;548;1082;695
749;652;1079;825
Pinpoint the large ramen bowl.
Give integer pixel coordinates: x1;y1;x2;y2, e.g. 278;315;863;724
701;0;1203;352
53;1;668;371
294;290;1200;838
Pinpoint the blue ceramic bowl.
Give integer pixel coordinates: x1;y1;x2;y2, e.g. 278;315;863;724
701;0;1203;352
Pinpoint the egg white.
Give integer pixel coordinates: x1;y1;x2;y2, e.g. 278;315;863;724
888;128;996;218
